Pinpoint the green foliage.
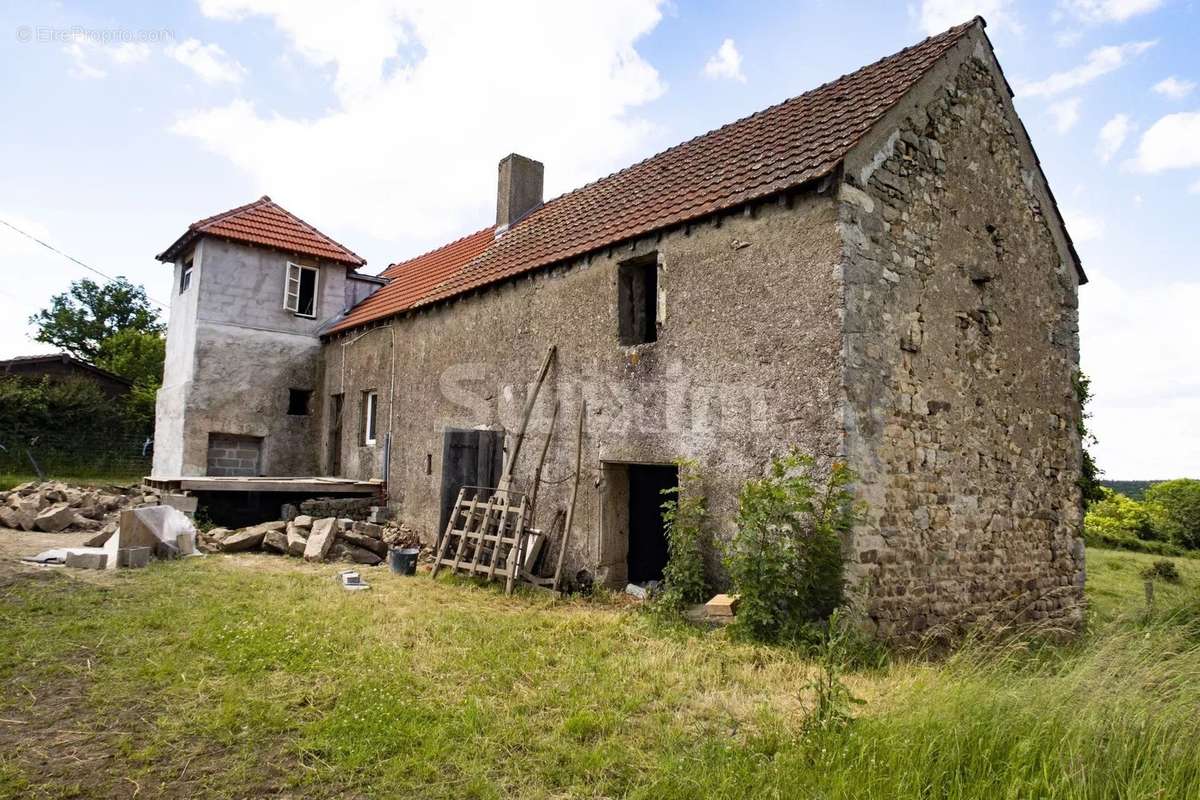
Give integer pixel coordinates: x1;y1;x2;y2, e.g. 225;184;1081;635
1085;488;1156;540
29;277;162;363
96;328;165;426
0;375;151;478
802;610;867;732
1073;371;1106;508
724;453;859;643
654;458;708;615
1141;559;1182;584
1144;479;1200;550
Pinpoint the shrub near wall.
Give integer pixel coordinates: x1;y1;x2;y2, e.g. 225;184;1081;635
724;453;859;643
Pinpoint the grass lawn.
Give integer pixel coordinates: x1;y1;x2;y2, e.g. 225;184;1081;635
1;547;1198;799
0;474;145;492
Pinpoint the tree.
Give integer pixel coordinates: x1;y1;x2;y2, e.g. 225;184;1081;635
1144;479;1200;550
96;329;165;426
30;278;162;363
1084;488;1155;541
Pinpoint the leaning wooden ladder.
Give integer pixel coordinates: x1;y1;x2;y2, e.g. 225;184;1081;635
430;487;529;596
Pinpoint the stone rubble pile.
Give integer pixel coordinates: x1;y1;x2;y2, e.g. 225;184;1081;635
199;516;421;566
0;481;162;536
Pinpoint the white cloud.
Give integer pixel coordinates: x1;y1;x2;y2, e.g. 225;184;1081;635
702;38;745;83
1152;76;1196;100
1049;97;1082;133
1061;0;1164;23
63;38;151;79
1096;113;1132;161
1132;112;1200;172
1081;269;1200;478
1054;29;1084;47
1063;208;1104;241
167;39;247;84
1189;179;1200;194
1018;40;1156;97
176;0;667;244
916;0;1021;35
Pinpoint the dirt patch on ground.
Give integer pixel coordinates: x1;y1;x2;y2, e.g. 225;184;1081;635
0;528;119;588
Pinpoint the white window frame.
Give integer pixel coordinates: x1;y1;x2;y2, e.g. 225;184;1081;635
363;391;378;446
179;257;193;294
283;262;320;318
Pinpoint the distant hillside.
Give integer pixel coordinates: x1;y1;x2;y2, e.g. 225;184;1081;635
1100;480;1165;500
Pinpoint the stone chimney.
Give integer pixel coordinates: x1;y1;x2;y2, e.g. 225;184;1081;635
495;153;544;232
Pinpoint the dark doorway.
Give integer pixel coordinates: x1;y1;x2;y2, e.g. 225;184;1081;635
626;463;678;584
328;394;344;476
439;428;504;535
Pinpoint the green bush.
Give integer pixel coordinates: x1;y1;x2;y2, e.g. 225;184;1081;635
654;458;708;615
1144;479;1200;550
1082;525;1186;557
1084;488;1156;540
724;453;859;643
1141;559;1182;584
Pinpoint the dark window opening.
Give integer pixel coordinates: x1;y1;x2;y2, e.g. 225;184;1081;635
179;257;193;294
618;254;659;345
287;388;311;415
297;268;317;317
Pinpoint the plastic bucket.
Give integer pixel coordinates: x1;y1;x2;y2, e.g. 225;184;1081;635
389;547;419;575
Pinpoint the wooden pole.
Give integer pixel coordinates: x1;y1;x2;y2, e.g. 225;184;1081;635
430;486;465;578
528;400;559;519
497;345;556;494
552;400;585;594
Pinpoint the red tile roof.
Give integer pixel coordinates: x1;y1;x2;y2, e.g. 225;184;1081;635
326;19;981;335
157;196;366;267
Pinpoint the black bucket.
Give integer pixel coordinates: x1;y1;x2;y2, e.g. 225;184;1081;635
389;547;419;576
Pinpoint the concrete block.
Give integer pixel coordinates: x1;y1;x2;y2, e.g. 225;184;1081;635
161;494;199;514
304;518;337;562
118;547;152;568
65;551;108;570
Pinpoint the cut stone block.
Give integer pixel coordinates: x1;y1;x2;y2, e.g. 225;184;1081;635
304;518;337;562
292;515;313;529
342;530;387;557
221;527;266;552
118;546;151;568
262;528;288;554
286;525;308;557
65;551;108;570
34;503;76;532
704;593;740;618
161;494;199;513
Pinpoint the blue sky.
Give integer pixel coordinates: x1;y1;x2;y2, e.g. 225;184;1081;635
1;0;1198;478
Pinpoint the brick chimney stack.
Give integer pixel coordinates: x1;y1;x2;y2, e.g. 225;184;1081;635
495;153;543;232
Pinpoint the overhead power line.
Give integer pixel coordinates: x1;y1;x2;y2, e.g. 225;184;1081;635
0;217;169;309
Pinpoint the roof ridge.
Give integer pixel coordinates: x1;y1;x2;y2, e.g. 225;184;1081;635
260;198;367;268
517;17;981;221
188;195;272;232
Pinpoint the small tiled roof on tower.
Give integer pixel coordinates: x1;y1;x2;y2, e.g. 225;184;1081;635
157;196;366;267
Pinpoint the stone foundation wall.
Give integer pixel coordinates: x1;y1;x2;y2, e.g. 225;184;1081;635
839;51;1085;640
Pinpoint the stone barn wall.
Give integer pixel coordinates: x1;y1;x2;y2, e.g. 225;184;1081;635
837;40;1085;639
320;192;845;585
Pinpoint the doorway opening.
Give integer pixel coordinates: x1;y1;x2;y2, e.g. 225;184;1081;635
601;461;678;585
438;428;504;535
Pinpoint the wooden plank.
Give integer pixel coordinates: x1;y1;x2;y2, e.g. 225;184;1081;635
466;494;500;574
528;400;559;519
504;496;529;596
496;345;556;494
552;402;585;594
430;487;466;578
449;494;483;574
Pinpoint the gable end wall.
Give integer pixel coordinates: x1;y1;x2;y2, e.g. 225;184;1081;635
838;42;1085;640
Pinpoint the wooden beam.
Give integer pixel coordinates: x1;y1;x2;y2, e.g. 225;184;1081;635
552;401;585;594
497;345;556;493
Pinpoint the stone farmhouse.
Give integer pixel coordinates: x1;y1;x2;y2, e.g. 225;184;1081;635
153;18;1086;638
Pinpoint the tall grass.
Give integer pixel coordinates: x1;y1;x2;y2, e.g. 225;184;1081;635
0;550;1197;798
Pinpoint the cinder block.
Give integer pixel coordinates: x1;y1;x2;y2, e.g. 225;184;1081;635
65;551;108;570
118;546;152;568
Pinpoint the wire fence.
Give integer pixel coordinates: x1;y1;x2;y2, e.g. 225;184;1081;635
0;430;152;483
